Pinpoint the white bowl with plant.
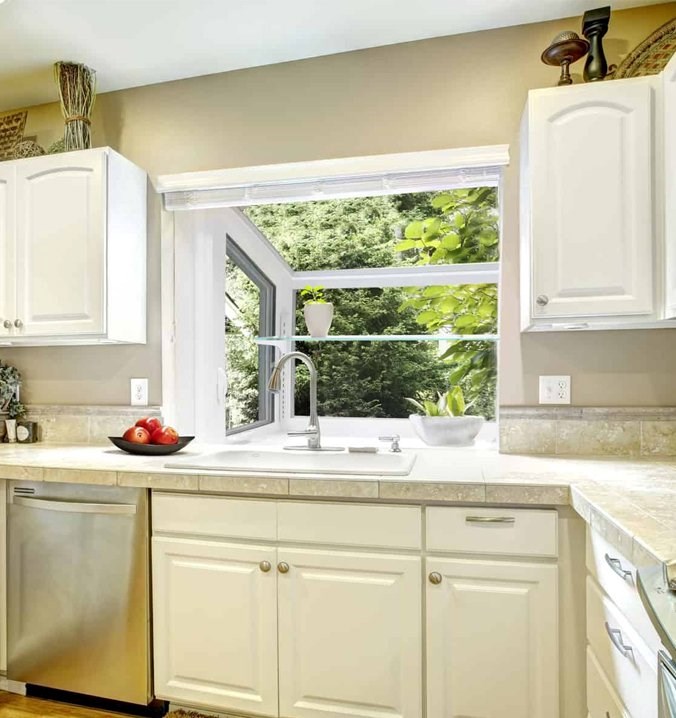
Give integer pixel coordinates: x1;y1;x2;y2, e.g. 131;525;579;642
301;285;334;337
407;386;484;447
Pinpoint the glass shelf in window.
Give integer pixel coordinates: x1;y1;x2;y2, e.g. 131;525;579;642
256;334;499;344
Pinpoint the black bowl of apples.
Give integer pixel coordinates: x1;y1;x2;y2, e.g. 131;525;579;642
109;417;194;456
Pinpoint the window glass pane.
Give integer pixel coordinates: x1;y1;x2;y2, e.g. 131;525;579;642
294;284;497;421
225;257;263;430
243;187;498;271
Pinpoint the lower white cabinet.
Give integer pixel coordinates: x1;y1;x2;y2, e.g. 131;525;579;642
277;548;422;718
152;537;279;716
151;497;559;718
587;646;630;718
426;556;559;718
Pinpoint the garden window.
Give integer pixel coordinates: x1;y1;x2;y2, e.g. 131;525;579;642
159;146;508;440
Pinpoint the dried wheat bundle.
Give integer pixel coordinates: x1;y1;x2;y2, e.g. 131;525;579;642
54;61;97;151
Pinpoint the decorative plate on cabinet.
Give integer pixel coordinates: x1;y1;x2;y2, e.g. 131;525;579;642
614;18;676;78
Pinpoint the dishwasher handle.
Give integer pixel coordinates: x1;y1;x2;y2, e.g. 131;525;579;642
13;495;137;515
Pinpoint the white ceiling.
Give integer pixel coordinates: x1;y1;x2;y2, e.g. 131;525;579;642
0;0;664;111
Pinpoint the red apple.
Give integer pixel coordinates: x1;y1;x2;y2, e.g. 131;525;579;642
123;426;151;444
135;417;162;434
150;426;179;445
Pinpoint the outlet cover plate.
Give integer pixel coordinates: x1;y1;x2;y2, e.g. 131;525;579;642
538;375;571;405
131;378;149;407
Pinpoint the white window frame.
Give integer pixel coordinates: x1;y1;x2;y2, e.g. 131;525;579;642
158;145;508;442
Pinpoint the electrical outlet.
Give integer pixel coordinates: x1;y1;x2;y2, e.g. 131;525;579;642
538;375;571;405
130;378;149;407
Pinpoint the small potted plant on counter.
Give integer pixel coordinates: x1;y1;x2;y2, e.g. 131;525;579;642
300;285;334;337
0;360;23;442
407;386;484;446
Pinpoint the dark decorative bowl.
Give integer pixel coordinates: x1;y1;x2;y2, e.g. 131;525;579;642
108;436;195;456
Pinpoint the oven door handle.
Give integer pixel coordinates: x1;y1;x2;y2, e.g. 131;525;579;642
13;496;137;515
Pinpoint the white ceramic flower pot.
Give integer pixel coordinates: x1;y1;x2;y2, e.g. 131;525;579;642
409;414;485;447
304;302;334;337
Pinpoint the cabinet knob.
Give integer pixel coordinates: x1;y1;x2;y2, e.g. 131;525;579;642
2;320;11;330
14;319;22;329
535;295;549;307
259;560;272;573
429;572;442;585
277;562;290;574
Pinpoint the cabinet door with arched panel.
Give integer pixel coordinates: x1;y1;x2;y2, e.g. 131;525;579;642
522;78;657;327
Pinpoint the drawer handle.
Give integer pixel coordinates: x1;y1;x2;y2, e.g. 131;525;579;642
604;553;633;583
605;622;634;660
465;516;516;524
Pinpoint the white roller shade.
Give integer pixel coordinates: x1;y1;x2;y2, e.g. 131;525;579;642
157;145;509;210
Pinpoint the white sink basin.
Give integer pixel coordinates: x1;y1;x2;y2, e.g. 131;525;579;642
165;449;417;476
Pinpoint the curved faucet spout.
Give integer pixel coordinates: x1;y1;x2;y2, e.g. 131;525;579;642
268;351;320;449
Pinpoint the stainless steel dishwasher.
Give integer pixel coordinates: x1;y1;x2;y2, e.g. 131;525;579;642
7;481;152;706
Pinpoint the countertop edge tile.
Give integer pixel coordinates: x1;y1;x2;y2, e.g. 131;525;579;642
288;478;378;499
117;472;199;491
42;467;117;485
198;474;289;496
484;483;569;506
379;481;486;502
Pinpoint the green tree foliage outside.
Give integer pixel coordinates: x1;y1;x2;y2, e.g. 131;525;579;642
395;187;499;419
239;188;498;422
225;259;262;429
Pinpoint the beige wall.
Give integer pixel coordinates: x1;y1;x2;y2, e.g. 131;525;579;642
3;3;676;406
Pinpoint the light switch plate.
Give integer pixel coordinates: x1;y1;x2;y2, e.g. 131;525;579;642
130;378;149;406
539;375;571;404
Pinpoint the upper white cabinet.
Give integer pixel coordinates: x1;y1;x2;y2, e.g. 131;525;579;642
0;165;15;338
520;74;675;331
663;53;676;318
0;148;147;345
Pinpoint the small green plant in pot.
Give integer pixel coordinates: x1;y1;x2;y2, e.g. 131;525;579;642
0;361;22;414
300;285;334;338
0;360;24;442
407;386;484;446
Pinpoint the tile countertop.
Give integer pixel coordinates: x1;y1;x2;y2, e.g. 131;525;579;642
0;443;673;569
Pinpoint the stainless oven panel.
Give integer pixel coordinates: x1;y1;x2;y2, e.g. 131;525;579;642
660;651;676;718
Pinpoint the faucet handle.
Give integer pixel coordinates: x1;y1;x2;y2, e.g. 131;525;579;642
288;428;319;438
379;434;401;453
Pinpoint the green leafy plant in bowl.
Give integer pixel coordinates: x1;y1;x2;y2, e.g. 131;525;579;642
407;386;484;446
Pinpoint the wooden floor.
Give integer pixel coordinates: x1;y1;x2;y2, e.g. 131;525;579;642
0;693;126;717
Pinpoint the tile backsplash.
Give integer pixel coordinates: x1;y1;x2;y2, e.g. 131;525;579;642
500;407;676;456
19;405;162;445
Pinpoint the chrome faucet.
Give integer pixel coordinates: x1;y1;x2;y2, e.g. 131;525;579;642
267;351;329;451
